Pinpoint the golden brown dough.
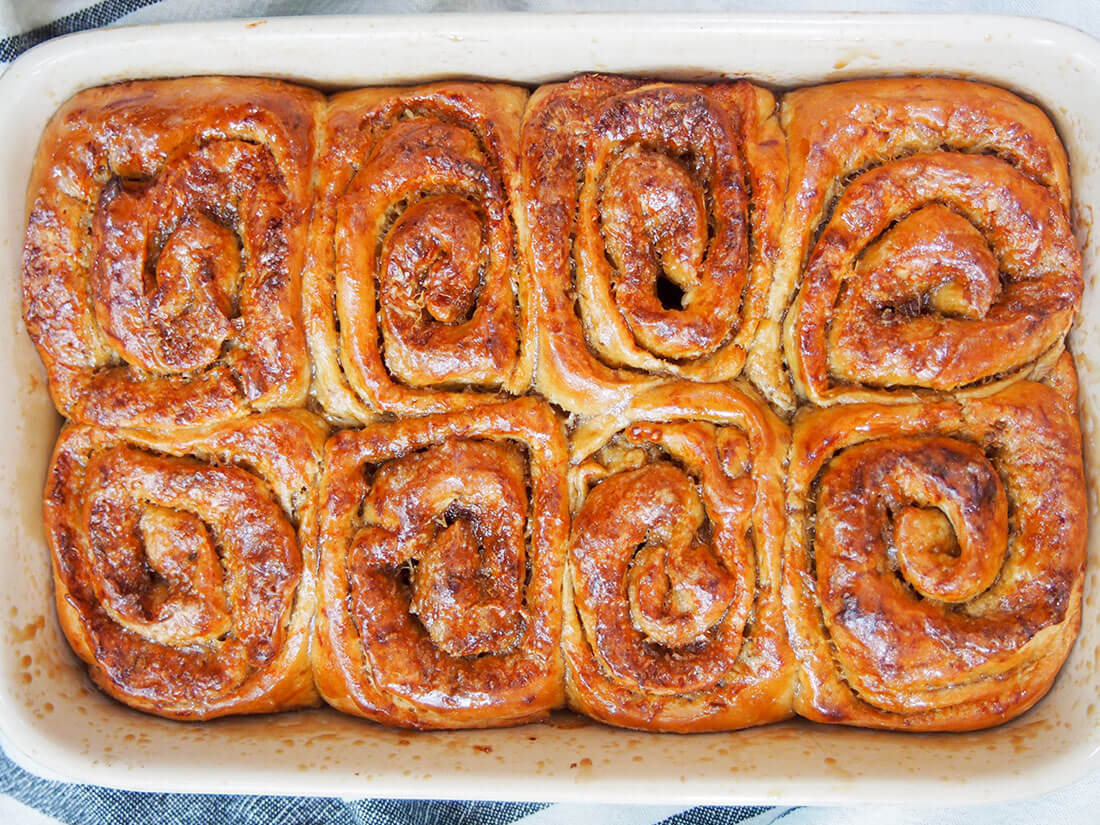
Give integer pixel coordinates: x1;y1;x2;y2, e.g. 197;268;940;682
23;77;322;429
310;398;568;728
23;72;1092;735
746;77;1081;411
519;74;787;417
303;83;534;424
783;353;1086;731
564;382;796;731
43;411;328;719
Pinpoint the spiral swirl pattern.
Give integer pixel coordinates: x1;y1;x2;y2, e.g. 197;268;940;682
304;83;533;424
745;77;1082;411
22;77;321;428
564;383;795;732
520;74;787;414
43;412;326;719
23;73;1091;735
783;354;1086;730
310;398;568;729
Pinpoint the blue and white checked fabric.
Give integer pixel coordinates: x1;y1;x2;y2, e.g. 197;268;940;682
3;1;1100;823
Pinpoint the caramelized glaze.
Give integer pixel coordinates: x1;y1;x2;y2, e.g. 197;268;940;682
519;74;787;415
746;77;1081;411
23;73;1090;735
303;82;533;424
309;398;568;729
43;411;327;719
784;354;1087;730
23;77;322;428
563;382;796;732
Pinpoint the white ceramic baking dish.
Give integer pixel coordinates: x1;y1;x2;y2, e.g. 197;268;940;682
1;12;1099;806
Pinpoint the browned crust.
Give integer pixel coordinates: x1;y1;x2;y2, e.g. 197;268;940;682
784;353;1086;730
22;74;1089;735
309;398;568;729
43;410;328;720
563;381;796;732
747;77;1079;412
520;74;787;418
23;77;323;429
303;82;534;425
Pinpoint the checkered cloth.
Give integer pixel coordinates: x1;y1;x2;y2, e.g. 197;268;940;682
3;1;1099;823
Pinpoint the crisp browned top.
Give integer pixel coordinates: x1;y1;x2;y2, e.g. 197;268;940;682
310;397;568;729
790;152;1080;396
520;73;787;414
563;382;796;732
23;76;323;428
22;74;1090;734
43;411;327;719
304;82;532;423
769;77;1081;408
784;355;1087;730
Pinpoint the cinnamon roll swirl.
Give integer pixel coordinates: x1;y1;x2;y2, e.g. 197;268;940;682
746;77;1081;411
310;398;568;728
304;83;533;424
43;411;327;719
564;383;795;731
23;77;322;428
784;354;1086;730
520;74;786;416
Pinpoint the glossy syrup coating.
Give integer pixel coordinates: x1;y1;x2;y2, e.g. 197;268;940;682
23;77;323;428
23;73;1091;735
747;77;1081;412
303;82;533;425
42;411;328;719
563;382;796;732
783;353;1087;730
309;398;568;729
519;74;787;417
